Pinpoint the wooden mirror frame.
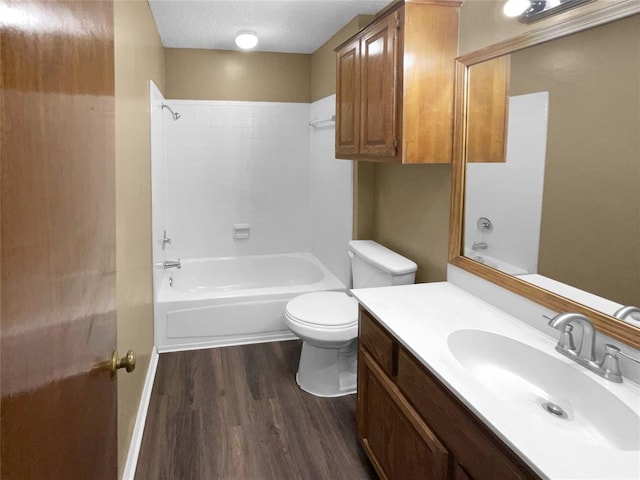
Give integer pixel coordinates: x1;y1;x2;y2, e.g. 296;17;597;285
449;0;640;350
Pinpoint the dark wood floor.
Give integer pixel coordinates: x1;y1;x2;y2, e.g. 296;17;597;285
135;340;377;479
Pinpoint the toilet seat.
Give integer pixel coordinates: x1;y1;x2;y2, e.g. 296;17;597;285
285;292;358;328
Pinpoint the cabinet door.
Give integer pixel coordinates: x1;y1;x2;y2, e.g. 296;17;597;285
396;348;539;480
359;13;400;159
336;37;360;157
358;348;449;480
466;55;510;163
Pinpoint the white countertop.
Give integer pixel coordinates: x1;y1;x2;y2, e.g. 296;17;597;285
351;282;640;480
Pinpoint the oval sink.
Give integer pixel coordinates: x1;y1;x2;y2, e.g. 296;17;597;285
447;329;640;451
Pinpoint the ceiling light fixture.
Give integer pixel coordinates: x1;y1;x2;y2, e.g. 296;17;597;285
503;0;593;23
235;30;258;50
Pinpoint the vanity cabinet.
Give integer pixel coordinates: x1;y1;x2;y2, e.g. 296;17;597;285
335;0;460;163
358;308;540;480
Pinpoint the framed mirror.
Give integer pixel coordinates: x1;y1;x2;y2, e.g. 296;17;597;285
449;1;640;349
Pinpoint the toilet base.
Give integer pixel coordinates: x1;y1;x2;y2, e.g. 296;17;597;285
295;340;357;397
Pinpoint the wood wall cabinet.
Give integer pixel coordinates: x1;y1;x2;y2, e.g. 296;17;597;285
357;308;540;480
335;1;460;163
466;55;510;163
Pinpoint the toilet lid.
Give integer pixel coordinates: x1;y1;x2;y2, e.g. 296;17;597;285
286;292;358;327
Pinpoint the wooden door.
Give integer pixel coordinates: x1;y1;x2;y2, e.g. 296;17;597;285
359;12;400;160
0;1;117;478
335;37;361;157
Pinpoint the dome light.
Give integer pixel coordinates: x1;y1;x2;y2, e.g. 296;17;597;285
235;30;258;50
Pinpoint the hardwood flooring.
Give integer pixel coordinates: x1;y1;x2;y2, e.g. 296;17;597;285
135;340;377;479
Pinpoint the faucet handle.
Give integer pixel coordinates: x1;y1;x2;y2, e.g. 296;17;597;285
600;344;640;383
607;344;640;365
161;230;172;250
558;324;576;351
600;345;623;383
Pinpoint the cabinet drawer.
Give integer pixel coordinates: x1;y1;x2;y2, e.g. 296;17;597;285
359;309;397;377
396;348;539;480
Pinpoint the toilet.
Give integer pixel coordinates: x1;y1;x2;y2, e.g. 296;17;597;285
284;240;417;397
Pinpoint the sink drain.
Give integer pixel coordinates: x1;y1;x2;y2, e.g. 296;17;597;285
543;401;568;419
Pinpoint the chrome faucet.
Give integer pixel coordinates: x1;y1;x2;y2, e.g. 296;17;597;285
613;305;640;322
471;241;488;251
163;259;181;269
548;312;640;383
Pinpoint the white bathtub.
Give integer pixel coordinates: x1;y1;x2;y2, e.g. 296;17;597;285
154;253;345;351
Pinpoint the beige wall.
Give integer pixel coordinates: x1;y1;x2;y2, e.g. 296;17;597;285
354;162;376;241
165;49;311;102
353;162;452;284
509;14;640;305
373;165;452;283
114;0;165;475
310;15;373;102
458;0;630;55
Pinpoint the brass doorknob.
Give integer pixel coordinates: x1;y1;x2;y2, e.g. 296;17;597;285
111;350;136;374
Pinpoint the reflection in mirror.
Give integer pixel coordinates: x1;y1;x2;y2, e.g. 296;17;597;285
462;13;640;322
466;56;510;164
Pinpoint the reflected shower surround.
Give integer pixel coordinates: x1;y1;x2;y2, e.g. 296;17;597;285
464;92;549;276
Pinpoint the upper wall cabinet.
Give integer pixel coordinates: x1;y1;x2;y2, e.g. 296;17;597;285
335;0;461;164
466;56;510;163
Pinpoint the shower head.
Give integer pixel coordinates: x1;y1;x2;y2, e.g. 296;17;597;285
161;103;181;121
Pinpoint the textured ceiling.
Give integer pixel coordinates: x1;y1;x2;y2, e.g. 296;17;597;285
148;0;391;54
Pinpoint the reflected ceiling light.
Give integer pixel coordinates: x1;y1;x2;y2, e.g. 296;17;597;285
235;30;258;50
503;0;534;17
503;0;593;23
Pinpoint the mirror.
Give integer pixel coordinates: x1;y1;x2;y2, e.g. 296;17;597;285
450;3;640;349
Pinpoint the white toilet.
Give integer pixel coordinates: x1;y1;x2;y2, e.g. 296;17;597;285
284;240;417;397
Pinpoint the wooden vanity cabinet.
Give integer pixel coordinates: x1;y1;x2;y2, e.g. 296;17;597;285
358;348;450;479
357;308;540;480
335;1;460;163
358;310;449;479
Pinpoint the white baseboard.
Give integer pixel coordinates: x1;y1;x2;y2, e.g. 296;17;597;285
157;331;298;353
121;346;159;480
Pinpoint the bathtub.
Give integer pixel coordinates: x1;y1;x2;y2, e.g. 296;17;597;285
154;253;345;351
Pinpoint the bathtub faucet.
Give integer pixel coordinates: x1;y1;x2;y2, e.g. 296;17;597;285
471;241;488;251
163;259;181;270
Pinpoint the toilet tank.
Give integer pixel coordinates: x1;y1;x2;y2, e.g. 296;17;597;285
348;240;418;288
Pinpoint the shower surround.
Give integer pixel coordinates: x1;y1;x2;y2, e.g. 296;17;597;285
166;100;312;259
150;85;353;350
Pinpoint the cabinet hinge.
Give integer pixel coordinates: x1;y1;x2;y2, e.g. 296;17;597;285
394;12;400;30
393;137;399;155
